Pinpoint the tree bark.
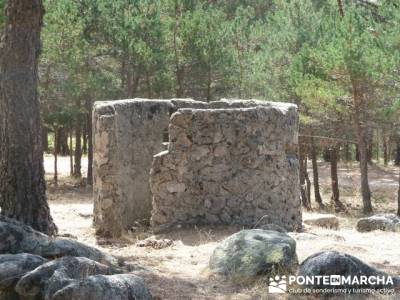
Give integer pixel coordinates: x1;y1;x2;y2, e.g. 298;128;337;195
383;134;388;166
55;127;69;156
351;78;373;214
330;145;344;211
398;166;400;216
0;0;56;234
395;139;400;166
310;136;323;207
69;127;74;176
299;142;311;210
53;127;58;186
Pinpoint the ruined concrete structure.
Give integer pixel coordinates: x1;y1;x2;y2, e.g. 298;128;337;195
93;99;301;237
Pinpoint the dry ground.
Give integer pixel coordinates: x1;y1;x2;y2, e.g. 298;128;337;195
44;155;400;299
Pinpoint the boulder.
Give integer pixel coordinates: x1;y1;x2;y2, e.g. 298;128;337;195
0;253;48;300
303;214;339;229
50;274;152;300
209;229;298;280
16;256;122;298
298;251;400;290
356;214;400;232
0;215;117;266
0;254;48;290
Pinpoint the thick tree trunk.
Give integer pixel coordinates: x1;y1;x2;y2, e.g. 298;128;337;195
311;136;323;207
0;0;56;235
351;78;373;214
74;108;82;177
86;98;93;186
330;145;344;211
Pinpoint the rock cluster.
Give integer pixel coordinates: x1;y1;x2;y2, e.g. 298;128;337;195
150;102;301;232
0;217;152;300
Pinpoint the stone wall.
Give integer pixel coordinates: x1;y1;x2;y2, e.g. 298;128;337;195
150;101;301;232
93;98;301;237
93;99;206;237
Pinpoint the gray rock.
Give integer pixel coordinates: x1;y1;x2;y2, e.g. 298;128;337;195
0;253;47;300
356;214;400;232
0;215;117;266
0;253;48;290
209;229;298;280
303;214;339;229
16;256;122;298
298;251;400;291
50;274;152;300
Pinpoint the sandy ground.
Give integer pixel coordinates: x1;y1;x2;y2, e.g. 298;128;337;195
44;156;400;299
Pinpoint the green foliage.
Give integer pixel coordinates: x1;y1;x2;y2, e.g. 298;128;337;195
38;0;400;143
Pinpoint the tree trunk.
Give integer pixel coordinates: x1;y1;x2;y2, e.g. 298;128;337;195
311;136;323;207
74;108;82;177
299;143;311;210
330;145;344;211
86;98;93;186
56;127;69;156
398;167;400;216
304;156;312;207
42;126;48;153
351;78;373;214
69;127;74;176
53;127;58;186
383;135;388;166
82;121;87;155
0;0;56;235
395;140;400;166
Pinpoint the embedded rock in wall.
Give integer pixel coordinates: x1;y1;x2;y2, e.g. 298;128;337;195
93;99;207;237
150;101;301;232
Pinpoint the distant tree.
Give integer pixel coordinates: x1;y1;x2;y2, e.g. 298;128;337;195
0;0;57;234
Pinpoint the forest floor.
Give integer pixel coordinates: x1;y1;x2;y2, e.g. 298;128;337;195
44;155;400;299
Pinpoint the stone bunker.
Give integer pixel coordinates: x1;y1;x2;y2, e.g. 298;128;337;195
93;99;301;237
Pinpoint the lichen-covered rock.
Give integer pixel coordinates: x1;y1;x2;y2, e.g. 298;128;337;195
151;101;301;232
50;274;152;300
209;229;298;280
15;256;122;298
0;253;48;300
356;214;400;232
303;214;339;229
298;251;400;290
0;215;117;266
0;254;48;290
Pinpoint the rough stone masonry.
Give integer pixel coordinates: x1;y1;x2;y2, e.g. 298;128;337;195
93;99;301;237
